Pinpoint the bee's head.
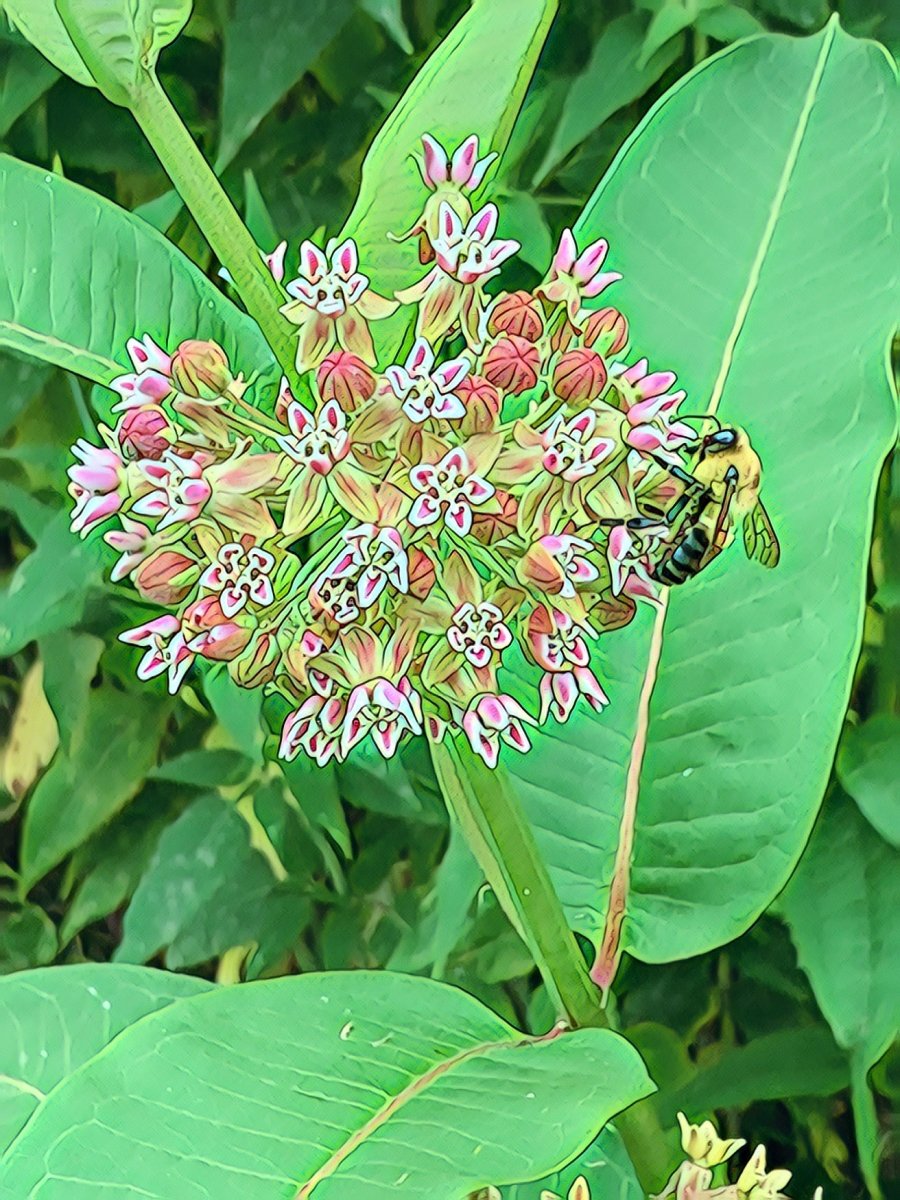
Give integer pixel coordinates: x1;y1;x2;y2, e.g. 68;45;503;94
701;427;739;454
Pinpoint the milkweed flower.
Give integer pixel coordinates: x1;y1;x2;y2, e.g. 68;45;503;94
72;130;758;767
280;237;397;371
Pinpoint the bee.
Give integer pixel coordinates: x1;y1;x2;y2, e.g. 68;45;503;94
651;425;780;586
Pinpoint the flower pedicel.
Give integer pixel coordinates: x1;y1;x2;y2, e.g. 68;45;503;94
68;131;758;769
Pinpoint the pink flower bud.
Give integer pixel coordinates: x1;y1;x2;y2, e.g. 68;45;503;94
582;307;629;355
230;628;281;688
552;348;608;405
483;335;541;395
183;596;251;661
316;350;377;412
133;548;199;605
170;340;233;400
488;291;545;342
115;405;174;460
457;374;502;435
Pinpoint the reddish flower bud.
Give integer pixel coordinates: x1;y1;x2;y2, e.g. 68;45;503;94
317;351;377;412
457;374;502;435
483;335;541;395
133;548;199;605
471;489;518;545
231;628;281;688
183;596;251;661
582;307;629;355
407;547;437;599
488;291;545;342
116;406;174;460
552;348;608;405
170;340;233;400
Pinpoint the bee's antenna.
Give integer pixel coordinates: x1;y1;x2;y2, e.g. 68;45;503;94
678;413;723;431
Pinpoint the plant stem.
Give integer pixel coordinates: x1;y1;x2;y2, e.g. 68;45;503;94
127;74;301;396
429;736;672;1186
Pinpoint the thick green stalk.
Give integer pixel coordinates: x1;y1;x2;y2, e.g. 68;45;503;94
430;737;670;1185
128;75;300;390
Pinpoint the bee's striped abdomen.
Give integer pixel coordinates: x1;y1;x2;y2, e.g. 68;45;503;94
654;526;709;586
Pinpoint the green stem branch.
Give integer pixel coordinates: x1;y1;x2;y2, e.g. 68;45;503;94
127;75;301;396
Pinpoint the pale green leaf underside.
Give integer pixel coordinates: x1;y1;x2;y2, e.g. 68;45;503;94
509;24;899;963
0;155;275;389
0;964;212;1153
0;971;653;1198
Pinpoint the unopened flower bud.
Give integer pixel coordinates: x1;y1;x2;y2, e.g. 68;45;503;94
407;547;437;599
552;348;608;405
488;291;544;342
184;595;251;660
170;340;233;400
582;307;629;355
116;406;174;460
483;335;541;395
133;548;199;605
230;628;281;688
317;351;376;412
457;374;501;434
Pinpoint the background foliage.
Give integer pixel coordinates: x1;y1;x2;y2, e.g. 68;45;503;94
0;0;897;1197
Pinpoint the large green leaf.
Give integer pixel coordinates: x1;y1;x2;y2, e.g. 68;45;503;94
504;1128;642;1200
0;971;653;1197
0;964;211;1153
509;23;899;971
0;155;274;388
342;0;557;302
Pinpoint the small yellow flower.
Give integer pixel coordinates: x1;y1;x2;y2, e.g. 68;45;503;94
677;1112;746;1168
541;1178;591;1200
737;1145;792;1200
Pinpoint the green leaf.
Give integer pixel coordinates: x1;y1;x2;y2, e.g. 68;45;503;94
219;0;356;163
781;797;899;1067
0;903;56;975
0;154;275;389
115;792;299;970
0;513;104;657
342;0;557;303
203;666;264;762
0;39;58;135
534;13;684;185
38;629;103;752
148;746;252;788
0;963;211;1153
17;0;190;106
358;0;412;54
509;24;899;970
0;971;653;1197
836;715;900;845
503;1128;642;1200
696;4;766;42
21;684;171;888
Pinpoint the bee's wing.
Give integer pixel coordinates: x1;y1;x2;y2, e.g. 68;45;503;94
743;499;780;567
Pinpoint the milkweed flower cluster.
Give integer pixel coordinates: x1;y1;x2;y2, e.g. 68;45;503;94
68;131;721;769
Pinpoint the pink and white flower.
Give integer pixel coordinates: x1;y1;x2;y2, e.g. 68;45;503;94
523;534;599;598
385;338;469;424
462;692;536;769
67;440;126;537
417;133;496;193
200;543;275;617
277;391;349;474
432;202;519;285
446;601;512;669
541;411;617;483
607;521;668;603
103;515;154;581
527;608;592;672
119;615;194;694
340;676;423;759
109;335;173;411
280;237;397;371
280;694;345;766
320;523;409;610
409;447;494;536
537;230;622;328
612;359;694;460
133;450;212;530
539;667;609;724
